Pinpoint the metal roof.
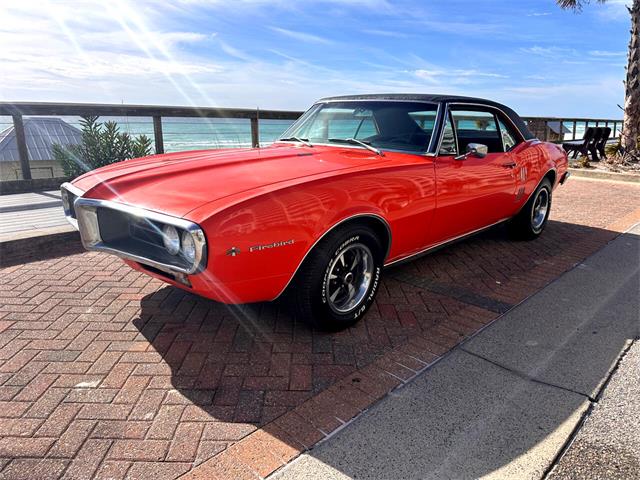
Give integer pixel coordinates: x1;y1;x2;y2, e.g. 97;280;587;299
316;93;536;140
0;117;81;162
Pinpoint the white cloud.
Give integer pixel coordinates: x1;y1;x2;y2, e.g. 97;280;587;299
527;12;552;17
414;69;509;84
269;27;333;44
520;46;575;57
589;50;626;57
362;29;410;38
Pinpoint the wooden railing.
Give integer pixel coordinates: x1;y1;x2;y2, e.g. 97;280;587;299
522;116;623;143
0;102;301;180
0;101;623;181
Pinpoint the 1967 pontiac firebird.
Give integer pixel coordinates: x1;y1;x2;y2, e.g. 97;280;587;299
62;94;569;329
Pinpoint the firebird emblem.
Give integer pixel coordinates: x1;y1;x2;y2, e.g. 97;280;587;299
226;247;241;257
249;239;294;252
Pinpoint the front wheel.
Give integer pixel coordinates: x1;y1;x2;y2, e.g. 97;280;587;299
288;225;383;330
508;178;552;240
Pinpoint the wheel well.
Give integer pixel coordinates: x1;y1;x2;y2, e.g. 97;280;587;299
544;169;556;187
334;215;392;261
275;214;392;300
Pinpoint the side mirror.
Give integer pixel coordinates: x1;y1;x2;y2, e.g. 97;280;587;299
455;143;488;160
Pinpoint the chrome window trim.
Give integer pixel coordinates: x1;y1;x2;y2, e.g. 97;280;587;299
271;213;392;301
427;102;443;154
434;103;452;157
318;99;440;105
72;196;207;275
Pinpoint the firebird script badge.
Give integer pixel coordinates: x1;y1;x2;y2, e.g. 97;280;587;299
226;247;241;257
249;239;295;253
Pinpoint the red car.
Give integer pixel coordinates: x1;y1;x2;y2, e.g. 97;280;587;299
62;94;569;329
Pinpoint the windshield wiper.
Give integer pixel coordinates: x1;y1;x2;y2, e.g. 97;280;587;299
279;136;313;147
328;138;384;156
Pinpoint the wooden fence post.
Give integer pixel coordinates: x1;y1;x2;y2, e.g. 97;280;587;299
251;112;260;148
543;121;549;142
153;116;164;154
12;114;31;180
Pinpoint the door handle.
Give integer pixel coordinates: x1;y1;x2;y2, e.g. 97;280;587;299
501;161;517;169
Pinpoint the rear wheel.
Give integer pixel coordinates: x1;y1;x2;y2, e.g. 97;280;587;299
509;178;552;240
288;225;383;330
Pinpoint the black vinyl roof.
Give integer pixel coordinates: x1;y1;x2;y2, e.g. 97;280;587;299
317;93;535;140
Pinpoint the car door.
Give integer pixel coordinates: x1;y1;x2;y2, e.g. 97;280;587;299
428;105;518;244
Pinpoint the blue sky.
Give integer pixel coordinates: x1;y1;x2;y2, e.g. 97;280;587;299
0;0;629;117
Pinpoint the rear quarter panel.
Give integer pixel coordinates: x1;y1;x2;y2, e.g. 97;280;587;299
512;139;568;214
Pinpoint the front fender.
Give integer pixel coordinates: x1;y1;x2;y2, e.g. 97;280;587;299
187;166;436;303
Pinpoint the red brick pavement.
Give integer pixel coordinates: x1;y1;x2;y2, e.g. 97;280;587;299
0;178;639;480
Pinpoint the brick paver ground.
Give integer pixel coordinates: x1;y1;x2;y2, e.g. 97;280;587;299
1;177;639;480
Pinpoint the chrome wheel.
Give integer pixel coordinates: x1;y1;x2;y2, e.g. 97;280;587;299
325;243;374;314
531;188;549;231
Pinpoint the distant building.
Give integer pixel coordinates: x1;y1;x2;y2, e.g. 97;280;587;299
0;117;81;181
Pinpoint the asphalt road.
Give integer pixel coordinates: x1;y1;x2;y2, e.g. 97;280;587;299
271;224;640;480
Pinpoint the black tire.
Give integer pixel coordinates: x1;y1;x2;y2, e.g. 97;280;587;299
288;225;384;330
508;178;552;240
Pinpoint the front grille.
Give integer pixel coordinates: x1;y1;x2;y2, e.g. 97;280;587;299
72;195;207;275
95;207;194;272
129;217;165;247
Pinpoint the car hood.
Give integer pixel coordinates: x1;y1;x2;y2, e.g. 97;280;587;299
72;144;387;217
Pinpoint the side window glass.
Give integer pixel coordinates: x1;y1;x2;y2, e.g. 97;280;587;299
439;113;457;155
498;118;519;152
450;109;502;154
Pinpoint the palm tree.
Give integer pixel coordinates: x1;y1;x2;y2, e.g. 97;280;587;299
558;0;639;160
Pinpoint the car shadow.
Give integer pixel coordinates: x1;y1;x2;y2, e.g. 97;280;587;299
133;218;638;475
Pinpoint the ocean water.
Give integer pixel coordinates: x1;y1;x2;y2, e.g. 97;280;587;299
0;116;297;154
74;117;297;152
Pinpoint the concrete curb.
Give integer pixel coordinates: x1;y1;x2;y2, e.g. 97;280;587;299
0;225;83;268
568;168;640;183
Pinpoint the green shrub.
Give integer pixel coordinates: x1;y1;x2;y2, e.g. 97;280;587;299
52;116;153;178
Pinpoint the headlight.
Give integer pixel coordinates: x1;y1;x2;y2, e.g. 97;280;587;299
181;230;196;263
162;225;180;255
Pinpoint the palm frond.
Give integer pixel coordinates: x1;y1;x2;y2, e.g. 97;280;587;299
556;0;608;11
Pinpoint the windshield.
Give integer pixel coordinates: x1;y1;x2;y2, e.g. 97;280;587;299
280;101;438;153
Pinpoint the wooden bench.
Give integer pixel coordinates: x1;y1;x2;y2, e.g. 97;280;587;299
562;127;610;161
